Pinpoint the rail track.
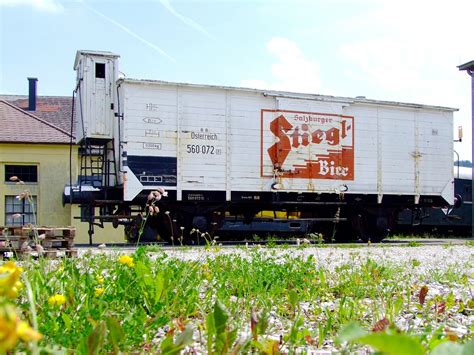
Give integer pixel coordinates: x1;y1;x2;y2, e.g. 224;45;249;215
75;237;472;250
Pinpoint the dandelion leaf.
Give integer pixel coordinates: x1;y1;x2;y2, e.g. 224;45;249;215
154;271;165;302
61;313;71;331
357;332;424;355
86;321;106;355
175;324;194;347
430;341;463;355
336;321;367;345
460;340;474;355
160;324;194;355
206;311;215;353
106;316;125;352
160;335;176;354
262;338;280;355
288;289;298;308
213;300;230;353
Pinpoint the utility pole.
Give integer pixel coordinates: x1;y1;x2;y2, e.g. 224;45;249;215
457;61;474;239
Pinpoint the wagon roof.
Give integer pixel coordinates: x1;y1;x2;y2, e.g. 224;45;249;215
74;50;120;69
120;78;458;112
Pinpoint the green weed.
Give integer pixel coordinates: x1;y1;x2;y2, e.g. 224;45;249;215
2;248;471;352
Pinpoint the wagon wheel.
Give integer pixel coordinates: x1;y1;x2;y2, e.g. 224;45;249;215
332;221;359;242
124;214;141;243
351;211;392;243
191;210;223;234
125;213;176;243
125;214;161;243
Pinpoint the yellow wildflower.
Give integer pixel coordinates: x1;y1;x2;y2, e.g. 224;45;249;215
0;305;42;352
96;275;104;284
16;321;42;342
118;255;135;268
6;281;23;299
48;294;66;306
0;305;18;352
0;261;23;298
94;287;105;297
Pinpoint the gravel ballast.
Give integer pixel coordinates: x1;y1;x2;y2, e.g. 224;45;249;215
155;244;473;352
83;243;474;353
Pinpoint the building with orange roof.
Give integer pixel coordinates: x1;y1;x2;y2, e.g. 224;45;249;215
0;79;124;244
0;99;77;228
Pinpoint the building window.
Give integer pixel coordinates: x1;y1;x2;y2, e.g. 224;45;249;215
5;195;37;226
95;63;105;78
5;165;38;183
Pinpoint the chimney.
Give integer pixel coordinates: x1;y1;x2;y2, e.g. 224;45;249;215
27;77;38;111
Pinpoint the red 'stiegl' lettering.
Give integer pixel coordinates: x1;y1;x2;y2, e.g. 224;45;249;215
263;110;354;180
267;115;292;167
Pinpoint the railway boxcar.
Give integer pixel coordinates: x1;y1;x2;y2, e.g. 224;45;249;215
66;50;457;243
397;167;472;235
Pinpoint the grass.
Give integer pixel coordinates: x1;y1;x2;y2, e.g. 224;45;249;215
388;232;469;240
1;246;472;353
3;176;471;352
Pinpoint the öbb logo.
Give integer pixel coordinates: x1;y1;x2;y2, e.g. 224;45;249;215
263;111;354;180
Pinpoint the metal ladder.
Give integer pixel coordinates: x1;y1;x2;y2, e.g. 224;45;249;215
78;138;117;189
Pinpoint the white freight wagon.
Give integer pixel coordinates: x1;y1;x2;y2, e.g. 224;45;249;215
68;50;457;243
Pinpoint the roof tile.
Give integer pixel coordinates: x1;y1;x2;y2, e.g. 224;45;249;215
0;100;72;144
0;95;76;137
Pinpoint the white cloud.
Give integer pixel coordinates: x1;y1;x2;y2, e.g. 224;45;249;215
0;0;63;12
340;39;431;100
241;37;322;94
339;0;473;95
338;0;473;159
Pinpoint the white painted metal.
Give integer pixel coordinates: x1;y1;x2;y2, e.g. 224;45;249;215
117;79;455;205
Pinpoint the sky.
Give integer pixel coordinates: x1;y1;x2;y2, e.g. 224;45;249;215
0;0;473;160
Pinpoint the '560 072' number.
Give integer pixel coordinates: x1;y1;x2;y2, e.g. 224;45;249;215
186;144;215;154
